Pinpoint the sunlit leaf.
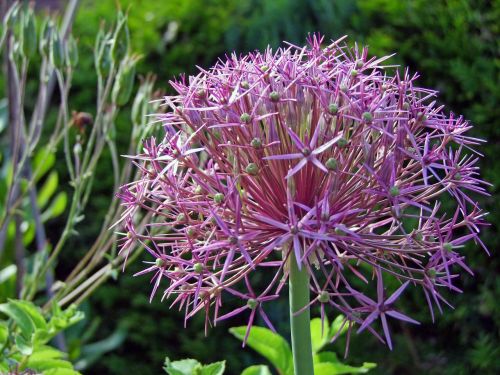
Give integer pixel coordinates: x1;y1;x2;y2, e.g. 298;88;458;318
163;358;202;375
41;192;67;222
37;171;59;208
0;300;36;338
33;148;55;182
230;326;293;375
201;360;225;375
241;365;272;375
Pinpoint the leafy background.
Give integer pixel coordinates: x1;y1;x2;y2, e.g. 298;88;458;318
27;0;500;374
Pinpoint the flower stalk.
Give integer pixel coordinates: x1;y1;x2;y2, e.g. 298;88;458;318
289;251;314;375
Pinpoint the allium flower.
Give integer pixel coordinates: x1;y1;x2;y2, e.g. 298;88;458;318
116;34;489;351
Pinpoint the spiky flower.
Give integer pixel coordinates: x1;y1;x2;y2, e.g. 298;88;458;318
116;34;488;349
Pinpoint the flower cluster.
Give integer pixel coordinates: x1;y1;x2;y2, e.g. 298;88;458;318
116;34;488;350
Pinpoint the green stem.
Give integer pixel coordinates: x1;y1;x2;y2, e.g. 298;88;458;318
289;251;314;375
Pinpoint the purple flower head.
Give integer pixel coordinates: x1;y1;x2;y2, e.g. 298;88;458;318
116;34;489;350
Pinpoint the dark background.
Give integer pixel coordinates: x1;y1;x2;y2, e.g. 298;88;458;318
32;0;500;374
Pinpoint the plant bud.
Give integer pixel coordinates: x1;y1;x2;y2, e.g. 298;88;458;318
50;32;65;70
246;299;258;310
269;91;280;102
112;55;140;106
95;31;113;78
66;35;78;68
325;157;338;171
39;19;54;58
318;291;330;303
389;186;400;197
245;163;258;175
213;193;224;204
362;112;373;122
240;113;251;124
21;9;36;58
111;11;130;64
328;103;338;115
250;137;262;149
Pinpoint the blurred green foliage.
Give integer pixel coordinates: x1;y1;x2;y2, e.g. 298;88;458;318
43;0;499;374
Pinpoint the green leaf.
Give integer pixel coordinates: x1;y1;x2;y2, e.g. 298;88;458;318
44;369;82;375
163;358;202;375
329;315;348;338
311;317;330;354
9;299;48;331
229;326;293;375
37;171;58;208
33;148;55;182
314;361;376;374
315;351;340;364
29;345;65;361
33;328;53;345
15;334;33;355
0;300;36;338
201;360;225;375
241;365;272;375
0;360;9;372
0;323;8;346
26;358;73;371
41;192;67;222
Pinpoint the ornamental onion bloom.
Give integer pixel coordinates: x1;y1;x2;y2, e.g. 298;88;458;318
116;34;489;350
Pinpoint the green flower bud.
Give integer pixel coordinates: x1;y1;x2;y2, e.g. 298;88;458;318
246;299;258;310
214;193;224;204
95;30;113;78
350;69;358;77
193;262;204;273
318;291;330;303
194;185;203;194
402;102;410;110
21;9;37;58
428;268;437;279
66;35;78;68
176;213;187;223
50;32;65;70
3;2;20;30
328;103;338;115
337;138;348;148
454;172;462;181
269;91;280;102
356;60;364;69
325;157;338;171
240;113;251;124
186;227;196;238
39;19;54;58
241;80;250;89
340;84;348;93
112;55;140;106
250;137;262;149
246;163;259;175
362;112;373;122
389;186;400;197
155;258;166;268
111;11;130;64
443;242;453;252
